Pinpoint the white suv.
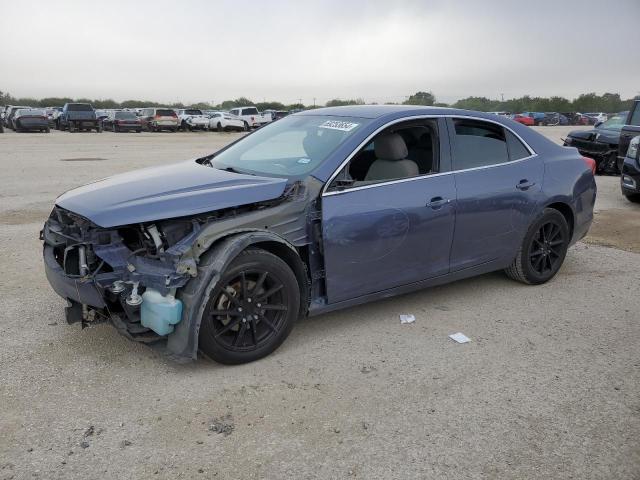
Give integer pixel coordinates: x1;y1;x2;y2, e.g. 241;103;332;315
228;106;272;129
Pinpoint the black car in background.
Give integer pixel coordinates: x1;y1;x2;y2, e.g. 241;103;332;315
102;111;143;132
13;108;50;132
618;100;640;171
563;112;628;174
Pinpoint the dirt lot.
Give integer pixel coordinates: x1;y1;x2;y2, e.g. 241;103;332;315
1;127;639;479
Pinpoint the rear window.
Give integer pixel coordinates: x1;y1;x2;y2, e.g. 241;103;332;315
452;119;509;170
115;112;136;119
242;107;259;115
184;109;202;115
67;104;93;112
18;109;45;116
156;109;177;117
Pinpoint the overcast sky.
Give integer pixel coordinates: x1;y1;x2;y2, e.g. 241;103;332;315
1;0;639;105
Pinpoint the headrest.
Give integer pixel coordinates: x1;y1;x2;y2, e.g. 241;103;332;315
374;133;408;161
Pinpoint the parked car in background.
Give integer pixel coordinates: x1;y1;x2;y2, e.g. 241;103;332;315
564;112;628;174
560;112;582;126
620;135;640;203
207;111;246;132
103;111;143;132
618;100;640;173
41;105;596;364
13;108;50;132
138;108;179;132
540;112;569;126
512;114;534;126
577;113;597;125
584;112;608;124
44;107;62;127
272;110;289;121
57;103;101;132
5;105;30;129
228;106;272;129
521;112;546;125
176;108;210;131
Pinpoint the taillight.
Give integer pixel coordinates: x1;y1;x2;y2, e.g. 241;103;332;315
582;156;596;175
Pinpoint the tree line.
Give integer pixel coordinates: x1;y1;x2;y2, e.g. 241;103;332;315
1;89;637;113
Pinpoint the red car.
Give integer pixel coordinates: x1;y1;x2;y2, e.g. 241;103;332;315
512;114;535;126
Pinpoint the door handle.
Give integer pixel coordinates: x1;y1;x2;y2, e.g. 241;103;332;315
516;180;536;191
426;197;451;209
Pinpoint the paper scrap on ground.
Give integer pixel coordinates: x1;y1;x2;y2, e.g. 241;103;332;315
449;332;471;343
399;314;416;324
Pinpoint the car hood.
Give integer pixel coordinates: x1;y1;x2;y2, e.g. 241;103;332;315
56;160;289;228
568;128;620;144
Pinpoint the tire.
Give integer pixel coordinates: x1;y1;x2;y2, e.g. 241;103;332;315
45;127;50;133
136;129;142;133
217;122;223;133
171;127;177;133
624;193;640;204
243;121;249;131
68;122;75;133
112;125;118;133
197;248;300;364
505;208;570;285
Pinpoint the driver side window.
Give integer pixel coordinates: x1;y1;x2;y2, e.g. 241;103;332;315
328;119;439;191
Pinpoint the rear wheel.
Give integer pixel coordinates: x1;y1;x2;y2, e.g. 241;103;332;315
217;122;223;132
505;208;570;285
198;248;300;364
243;121;249;131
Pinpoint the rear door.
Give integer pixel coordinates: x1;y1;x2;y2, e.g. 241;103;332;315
322;118;457;304
447;117;543;271
619;101;640;163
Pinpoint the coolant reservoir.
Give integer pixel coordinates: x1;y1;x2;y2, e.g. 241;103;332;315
140;289;183;336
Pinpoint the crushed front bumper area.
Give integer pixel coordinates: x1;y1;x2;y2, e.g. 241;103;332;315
41;207;196;345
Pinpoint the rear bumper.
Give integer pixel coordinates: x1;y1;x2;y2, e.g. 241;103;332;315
43;244;106;308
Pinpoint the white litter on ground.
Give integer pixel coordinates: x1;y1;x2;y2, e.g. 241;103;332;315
449;332;471;343
399;314;416;324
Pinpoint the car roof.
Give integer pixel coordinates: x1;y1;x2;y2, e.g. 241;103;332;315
296;104;518;121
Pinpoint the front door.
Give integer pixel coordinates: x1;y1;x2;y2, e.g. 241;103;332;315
321;118;456;304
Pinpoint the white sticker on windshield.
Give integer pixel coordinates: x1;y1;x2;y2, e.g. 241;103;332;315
319;120;359;132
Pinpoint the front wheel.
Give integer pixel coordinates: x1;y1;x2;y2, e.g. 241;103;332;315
217;122;223;132
624;193;640;204
505;208;570;285
198;248;300;364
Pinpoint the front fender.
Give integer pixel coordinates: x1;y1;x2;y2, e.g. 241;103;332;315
166;230;299;362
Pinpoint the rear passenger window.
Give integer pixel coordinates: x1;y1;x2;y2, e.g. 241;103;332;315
451;119;509;170
506;131;531;160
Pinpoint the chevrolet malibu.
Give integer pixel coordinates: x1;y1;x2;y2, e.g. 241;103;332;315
41;106;597;364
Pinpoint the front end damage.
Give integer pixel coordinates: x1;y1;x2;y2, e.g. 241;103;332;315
41;206;198;341
40;177;323;361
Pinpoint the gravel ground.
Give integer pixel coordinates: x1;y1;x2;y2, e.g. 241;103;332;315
1;127;639;479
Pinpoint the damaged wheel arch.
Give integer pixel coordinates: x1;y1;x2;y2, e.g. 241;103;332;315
167;230;310;362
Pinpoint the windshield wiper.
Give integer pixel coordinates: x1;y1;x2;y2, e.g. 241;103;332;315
220;166;254;176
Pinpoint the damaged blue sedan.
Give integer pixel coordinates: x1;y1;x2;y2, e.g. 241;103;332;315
41;106;596;364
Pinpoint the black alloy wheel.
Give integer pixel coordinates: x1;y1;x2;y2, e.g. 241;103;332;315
198;248;300;364
528;221;565;276
505;208;569;285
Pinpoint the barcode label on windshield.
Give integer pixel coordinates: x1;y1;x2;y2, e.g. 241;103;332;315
319;120;359;132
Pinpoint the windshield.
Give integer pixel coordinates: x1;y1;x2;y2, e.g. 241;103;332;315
209;115;369;177
67;104;93;111
599;113;628;130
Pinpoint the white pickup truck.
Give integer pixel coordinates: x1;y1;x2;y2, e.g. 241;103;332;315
175;108;210;131
228;106;272;129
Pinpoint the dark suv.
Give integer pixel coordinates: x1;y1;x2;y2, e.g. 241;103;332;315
619;100;640;202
